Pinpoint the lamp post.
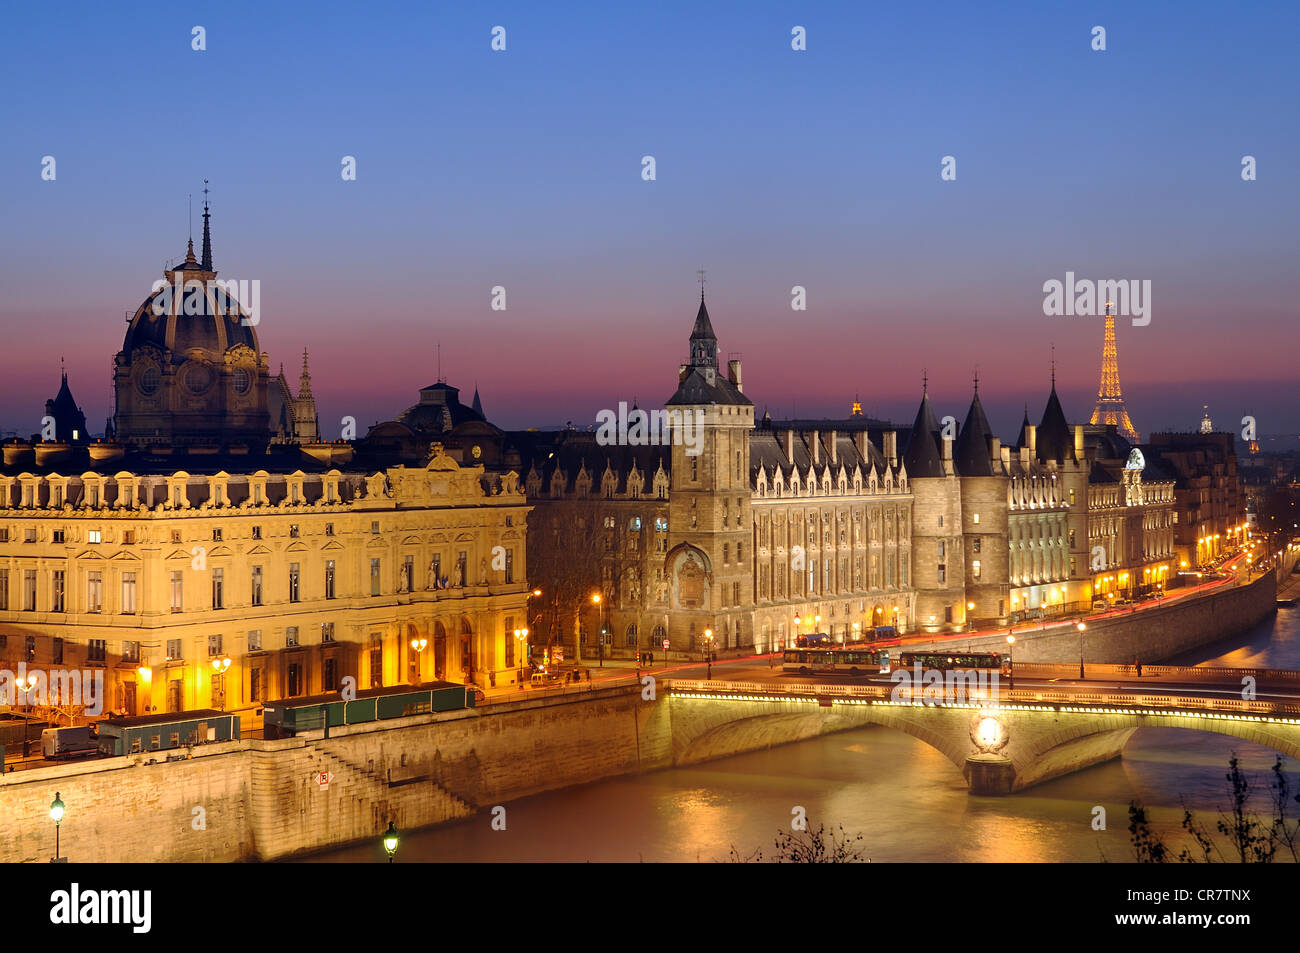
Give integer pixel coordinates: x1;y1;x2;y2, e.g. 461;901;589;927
210;656;231;710
704;628;714;680
382;821;399;863
1006;635;1015;689
50;792;65;862
967;601;976;633
408;638;427;684
513;628;529;684
15;674;36;758
1077;622;1087;679
592;592;604;668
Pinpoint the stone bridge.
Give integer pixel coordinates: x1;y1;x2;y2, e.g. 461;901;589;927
666;679;1300;794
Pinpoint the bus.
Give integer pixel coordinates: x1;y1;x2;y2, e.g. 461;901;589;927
794;632;833;648
897;651;1010;675
783;647;891;676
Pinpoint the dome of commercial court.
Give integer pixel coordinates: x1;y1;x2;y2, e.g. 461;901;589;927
120;210;259;364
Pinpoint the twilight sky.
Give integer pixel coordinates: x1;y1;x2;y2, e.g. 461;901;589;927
1;0;1297;444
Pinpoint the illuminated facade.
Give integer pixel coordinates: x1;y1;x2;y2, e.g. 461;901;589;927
0;449;530;719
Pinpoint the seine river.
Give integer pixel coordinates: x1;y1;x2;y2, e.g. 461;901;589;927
312;604;1300;863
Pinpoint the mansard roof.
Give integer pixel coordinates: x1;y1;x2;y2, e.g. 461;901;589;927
750;427;891;485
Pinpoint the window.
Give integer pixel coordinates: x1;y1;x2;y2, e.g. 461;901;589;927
121;572;137;614
171;530;182;544
87;639;106;662
212;528;223;542
287;663;302;697
456;552;467;587
289;524;300;539
247;630;262;652
938;540;945;558
371;521;380;535
322;622;335;643
972;513;980;525
53;637;64;665
691;458;698;482
402;555;414;591
0;569;7;610
723;543;730;564
123;530;135;545
323;657;337;692
170;570;183;612
325;523;334;537
286;627;299;647
0;529;7;542
972;537;981;554
53;529;65;544
21;570;37;612
211;568;224;609
737;542;743;563
52;570;65;612
89;529;103;544
25;636;35;662
370;558;382;596
629;516;642;532
251;525;262;540
24;528;37;543
249;668;262;703
251;566;263;606
937;564;947;584
87;570;103;613
1068;529;1076;547
655;517;668;532
972;559;982;580
325;560;336;599
936;516;943;528
289;563;300;602
504;548;514;584
122;640;140;663
208;634;223;656
166;639;183;660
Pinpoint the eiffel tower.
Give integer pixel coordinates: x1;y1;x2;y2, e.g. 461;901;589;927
1089;298;1139;440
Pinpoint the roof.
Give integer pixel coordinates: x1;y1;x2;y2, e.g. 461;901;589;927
954;391;996;476
1036;386;1074;464
665;367;752;407
100;709;229;729
901;392;944;478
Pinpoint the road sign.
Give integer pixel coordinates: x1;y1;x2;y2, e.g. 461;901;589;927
662;639;670;651
314;771;333;789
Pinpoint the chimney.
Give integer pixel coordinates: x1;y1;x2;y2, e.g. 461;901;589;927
811;430;820;465
884;431;897;468
854;430;867;460
941;434;954;476
728;359;743;393
784;429;795;462
829;431;838;465
1074;424;1085;460
1026;424;1037;456
990;436;1001;470
1001;444;1012;469
678;364;688;383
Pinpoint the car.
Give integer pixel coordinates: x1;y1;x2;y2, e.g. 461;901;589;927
1091;599;1108;611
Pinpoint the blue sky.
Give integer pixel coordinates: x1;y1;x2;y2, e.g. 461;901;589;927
1;0;1296;440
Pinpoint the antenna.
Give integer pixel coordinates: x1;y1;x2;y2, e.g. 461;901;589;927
188;193;192;241
696;268;706;301
437;342;443;384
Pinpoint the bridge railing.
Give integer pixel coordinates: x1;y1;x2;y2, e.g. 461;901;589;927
1011;662;1300;685
666;680;1300;717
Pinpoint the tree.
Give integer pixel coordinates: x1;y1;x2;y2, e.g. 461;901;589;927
526;499;604;660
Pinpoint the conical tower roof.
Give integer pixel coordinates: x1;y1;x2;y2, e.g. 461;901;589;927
1037;385;1074;464
955;389;995;476
902;390;945;478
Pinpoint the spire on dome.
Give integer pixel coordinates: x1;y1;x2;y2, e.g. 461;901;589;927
688;286;718;370
472;385;484;417
184;238;197;264
200;179;213;271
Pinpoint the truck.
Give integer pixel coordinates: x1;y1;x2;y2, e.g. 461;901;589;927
41;726;99;761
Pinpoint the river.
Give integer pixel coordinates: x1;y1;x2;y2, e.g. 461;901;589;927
308;603;1300;862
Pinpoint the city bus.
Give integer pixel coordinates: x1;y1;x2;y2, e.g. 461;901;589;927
897;651;1010;675
782;647;891;676
794;632;833;648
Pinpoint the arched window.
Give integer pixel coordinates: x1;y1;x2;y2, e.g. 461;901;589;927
626;623;638;648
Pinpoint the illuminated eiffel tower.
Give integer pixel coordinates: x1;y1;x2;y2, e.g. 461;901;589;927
1089;298;1139;441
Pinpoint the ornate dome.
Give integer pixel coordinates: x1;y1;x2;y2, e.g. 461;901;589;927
121;239;259;363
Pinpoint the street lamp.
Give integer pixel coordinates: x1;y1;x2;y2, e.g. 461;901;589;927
967;601;975;633
50;792;65;862
704;628;714;680
382;821;399;863
513;627;529;682
15;674;36;758
210;656;231;710
1077;622;1087;679
592;592;605;668
1006;635;1015;688
409;638;427;684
